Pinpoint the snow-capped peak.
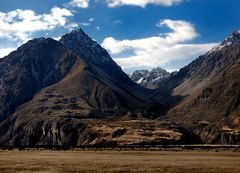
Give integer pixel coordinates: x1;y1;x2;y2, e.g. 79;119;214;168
130;70;150;83
130;67;170;89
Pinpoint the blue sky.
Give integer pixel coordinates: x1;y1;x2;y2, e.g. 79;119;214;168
0;0;240;73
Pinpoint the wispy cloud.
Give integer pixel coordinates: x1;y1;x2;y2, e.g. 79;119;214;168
102;19;217;69
79;17;95;27
79;22;92;26
89;17;95;22
106;0;184;8
96;26;101;31
113;20;123;25
65;0;89;8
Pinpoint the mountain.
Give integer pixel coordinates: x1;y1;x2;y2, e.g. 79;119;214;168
130;67;171;89
59;28;120;75
154;30;240;144
0;28;239;146
130;70;150;84
0;29;163;146
59;29;157;108
0;38;78;122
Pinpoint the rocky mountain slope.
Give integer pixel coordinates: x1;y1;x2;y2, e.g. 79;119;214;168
59;29;157;109
0;30;162;146
130;67;171;89
154;30;240;144
0;28;239;146
0;38;78;122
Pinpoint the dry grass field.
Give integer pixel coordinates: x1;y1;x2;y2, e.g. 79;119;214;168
0;149;239;173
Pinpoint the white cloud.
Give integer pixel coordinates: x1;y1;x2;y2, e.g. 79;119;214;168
157;19;198;43
113;43;217;69
43;7;73;26
65;23;79;30
101;19;217;69
89;17;94;22
79;17;95;27
52;36;61;41
80;22;92;26
0;7;73;42
106;0;183;8
66;0;89;8
0;48;16;58
113;20;123;25
96;26;101;31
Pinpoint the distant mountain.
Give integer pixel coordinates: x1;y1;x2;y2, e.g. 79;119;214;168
130;67;171;89
154;30;240;144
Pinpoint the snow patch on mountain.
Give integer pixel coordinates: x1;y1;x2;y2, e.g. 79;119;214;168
208;29;240;54
130;67;171;89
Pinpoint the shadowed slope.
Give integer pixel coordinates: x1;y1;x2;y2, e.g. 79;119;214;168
0;38;79;122
154;30;240;144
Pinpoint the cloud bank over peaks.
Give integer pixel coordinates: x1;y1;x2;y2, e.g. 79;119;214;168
101;19;217;70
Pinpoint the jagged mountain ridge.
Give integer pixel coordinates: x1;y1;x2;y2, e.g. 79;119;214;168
130;67;171;89
59;29;118;73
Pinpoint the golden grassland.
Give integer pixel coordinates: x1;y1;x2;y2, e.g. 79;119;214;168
0;149;239;173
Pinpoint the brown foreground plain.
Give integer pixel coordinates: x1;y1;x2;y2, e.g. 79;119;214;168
0;149;239;173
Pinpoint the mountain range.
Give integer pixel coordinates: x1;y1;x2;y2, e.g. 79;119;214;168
0;28;239;146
